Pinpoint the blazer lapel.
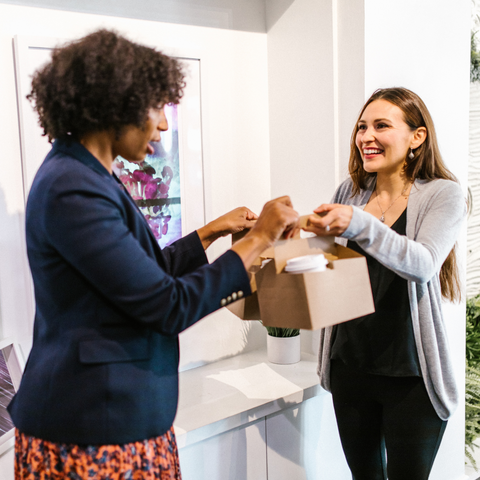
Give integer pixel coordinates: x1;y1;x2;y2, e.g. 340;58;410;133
52;139;164;257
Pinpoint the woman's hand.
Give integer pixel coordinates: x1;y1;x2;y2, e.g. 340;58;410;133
197;207;258;250
231;196;299;269
303;204;353;237
250;196;300;245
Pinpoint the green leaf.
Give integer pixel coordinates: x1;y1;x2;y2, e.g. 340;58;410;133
465;362;480;467
472;31;480;83
260;323;300;338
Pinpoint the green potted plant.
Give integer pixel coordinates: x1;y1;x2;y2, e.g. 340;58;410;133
466;294;480;468
263;325;300;365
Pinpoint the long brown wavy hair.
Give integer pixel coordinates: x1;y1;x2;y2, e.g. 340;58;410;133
349;87;461;302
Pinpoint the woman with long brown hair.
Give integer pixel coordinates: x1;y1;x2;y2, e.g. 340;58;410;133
305;87;465;480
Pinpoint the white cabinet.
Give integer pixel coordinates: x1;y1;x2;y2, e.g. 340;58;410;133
0;448;14;480
179;418;267;480
175;350;332;480
177;388;351;480
265;395;350;480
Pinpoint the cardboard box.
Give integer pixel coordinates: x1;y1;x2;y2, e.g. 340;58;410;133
254;236;374;330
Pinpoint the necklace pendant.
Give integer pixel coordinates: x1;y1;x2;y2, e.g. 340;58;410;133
379;215;385;223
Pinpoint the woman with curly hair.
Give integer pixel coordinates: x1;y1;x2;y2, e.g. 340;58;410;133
8;29;299;479
304;87;465;479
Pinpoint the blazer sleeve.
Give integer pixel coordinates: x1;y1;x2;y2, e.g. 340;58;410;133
340;180;466;283
161;231;209;277
43;174;251;336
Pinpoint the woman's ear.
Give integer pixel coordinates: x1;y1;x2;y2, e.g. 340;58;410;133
411;126;427;149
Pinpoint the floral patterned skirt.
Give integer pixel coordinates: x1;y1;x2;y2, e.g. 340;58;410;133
14;427;182;480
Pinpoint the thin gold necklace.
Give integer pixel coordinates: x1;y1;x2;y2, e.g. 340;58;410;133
375;184;410;223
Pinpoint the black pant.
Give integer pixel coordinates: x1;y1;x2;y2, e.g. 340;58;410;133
330;359;447;480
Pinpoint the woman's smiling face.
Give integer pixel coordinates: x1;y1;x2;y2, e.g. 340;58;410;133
355;99;416;176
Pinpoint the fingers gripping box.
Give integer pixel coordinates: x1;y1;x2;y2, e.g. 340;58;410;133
228;234;374;330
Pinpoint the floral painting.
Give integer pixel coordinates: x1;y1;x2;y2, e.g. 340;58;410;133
113;104;182;249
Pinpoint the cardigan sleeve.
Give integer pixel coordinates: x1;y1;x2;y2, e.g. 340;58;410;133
340;179;466;283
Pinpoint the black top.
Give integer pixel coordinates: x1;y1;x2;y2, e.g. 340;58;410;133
331;209;421;376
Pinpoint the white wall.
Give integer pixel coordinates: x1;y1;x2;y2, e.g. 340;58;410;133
265;0;295;31
267;0;337;216
336;0;365;182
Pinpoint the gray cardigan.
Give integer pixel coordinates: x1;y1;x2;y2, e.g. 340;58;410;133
318;176;466;420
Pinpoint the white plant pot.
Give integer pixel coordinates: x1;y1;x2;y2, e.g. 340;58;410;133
267;334;301;365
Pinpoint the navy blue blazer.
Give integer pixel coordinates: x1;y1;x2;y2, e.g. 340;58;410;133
8;139;251;445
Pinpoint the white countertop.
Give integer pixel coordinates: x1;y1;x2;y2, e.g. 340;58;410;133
174;348;322;448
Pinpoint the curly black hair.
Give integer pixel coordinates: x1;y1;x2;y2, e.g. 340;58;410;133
28;29;185;141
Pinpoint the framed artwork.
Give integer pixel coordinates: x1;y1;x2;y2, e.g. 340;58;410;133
0;339;24;455
112;104;183;248
14;35;205;248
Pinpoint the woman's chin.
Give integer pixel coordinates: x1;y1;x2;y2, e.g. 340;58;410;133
125;156;146;164
362;163;378;174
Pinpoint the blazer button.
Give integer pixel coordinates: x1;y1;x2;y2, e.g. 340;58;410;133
221;298;227;307
227;296;232;303
232;292;237;301
238;291;244;298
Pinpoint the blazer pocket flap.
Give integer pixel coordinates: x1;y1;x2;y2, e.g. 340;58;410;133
79;336;151;364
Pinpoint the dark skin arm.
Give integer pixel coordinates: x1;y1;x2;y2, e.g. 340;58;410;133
197;207;258;250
